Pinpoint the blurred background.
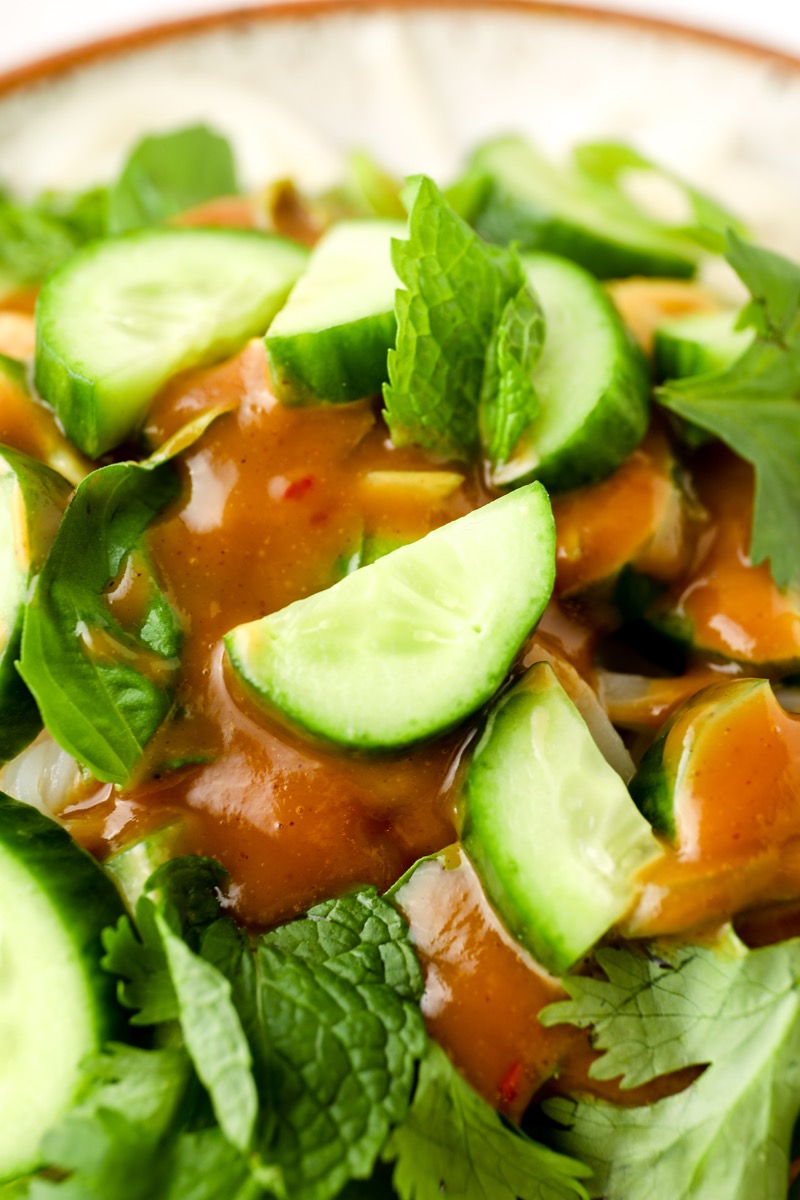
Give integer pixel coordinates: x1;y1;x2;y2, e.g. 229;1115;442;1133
2;0;799;74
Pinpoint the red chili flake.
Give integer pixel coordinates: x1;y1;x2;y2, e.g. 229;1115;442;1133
498;1060;525;1107
284;475;314;500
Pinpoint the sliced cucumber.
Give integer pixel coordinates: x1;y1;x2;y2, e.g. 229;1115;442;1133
265;219;404;404
35;228;308;458
0;448;71;762
492;253;649;493
469;137;699;279
225;484;555;750
0;792;123;1179
629;678;771;844
654;309;752;381
104;820;186;910
460;661;660;974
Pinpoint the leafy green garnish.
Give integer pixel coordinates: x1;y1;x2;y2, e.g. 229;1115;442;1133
658;232;800;588
543;936;800;1199
383;1042;590;1200
18;460;183;784
383;175;536;461
107;125;239;234
479;283;544;468
0;126;238;290
97;861;428;1200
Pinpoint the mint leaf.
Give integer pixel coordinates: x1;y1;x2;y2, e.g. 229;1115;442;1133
543;937;800;1199
657;233;800;589
383;175;528;460
156;913;258;1153
255;888;427;1200
108;125;238;234
479;282;544;467
383;1042;590;1200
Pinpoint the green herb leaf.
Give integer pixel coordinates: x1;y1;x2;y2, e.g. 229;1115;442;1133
18;460;182;784
156;913;258;1154
479;282;544;467
108;125;238;234
543;937;800;1199
657;234;800;589
383;175;529;460
383;1042;590;1200
573;141;745;254
255;888;427;1200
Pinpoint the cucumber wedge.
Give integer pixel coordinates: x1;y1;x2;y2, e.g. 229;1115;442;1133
265;219;405;404
35;228;308;458
225;484;555;750
0;447;71;762
493;253;649;493
654;308;752;381
0;793;123;1180
460;662;661;974
469;137;699;279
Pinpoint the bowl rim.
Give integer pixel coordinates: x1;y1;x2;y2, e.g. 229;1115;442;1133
0;0;798;100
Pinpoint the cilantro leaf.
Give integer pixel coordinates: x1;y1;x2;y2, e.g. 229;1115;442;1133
255;888;427;1200
383;1042;590;1200
543;937;800;1199
107;125;238;234
657;232;800;589
479;282;544;468
383;175;530;460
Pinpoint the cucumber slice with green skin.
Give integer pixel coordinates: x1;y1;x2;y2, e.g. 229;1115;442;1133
104;820;186;910
629;678;770;844
654;309;752;381
0;792;124;1180
265;219;405;405
225;483;555;750
492;253;649;493
460;661;661;974
0;447;72;762
469;137;699;280
35;228;308;458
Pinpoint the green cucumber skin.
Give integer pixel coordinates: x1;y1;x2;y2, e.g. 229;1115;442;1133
476;193;695;280
0;792;125;1179
628;733;676;842
645;606;800;675
496;253;650;494
460;663;660;974
225;484;555;751
0;449;71;762
35;229;308;459
266;309;397;405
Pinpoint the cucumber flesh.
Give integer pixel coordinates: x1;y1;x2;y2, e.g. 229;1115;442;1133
493;253;649;493
461;661;661;974
225;483;555;750
470;137;699;279
654;309;752;381
0;793;123;1179
0;447;71;762
35;228;308;458
104;820;186;911
265;219;404;404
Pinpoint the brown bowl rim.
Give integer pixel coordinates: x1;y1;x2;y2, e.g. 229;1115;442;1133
0;0;798;101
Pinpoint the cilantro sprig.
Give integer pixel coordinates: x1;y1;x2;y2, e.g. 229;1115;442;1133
657;232;800;589
542;935;800;1199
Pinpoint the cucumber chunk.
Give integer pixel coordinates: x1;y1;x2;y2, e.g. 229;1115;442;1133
35;228;308;458
0;793;123;1180
0;447;71;762
265;219;405;404
469;137;699;279
493;253;649;493
104;820;186;910
225;483;555;750
460;662;661;974
654;309;752;381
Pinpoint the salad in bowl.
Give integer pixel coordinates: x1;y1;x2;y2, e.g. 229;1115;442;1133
1;8;800;1199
